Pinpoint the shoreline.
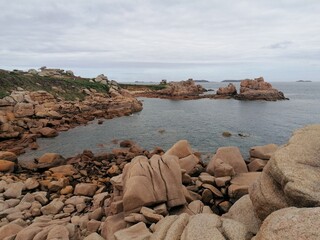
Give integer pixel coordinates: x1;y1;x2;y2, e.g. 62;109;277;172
1;125;319;239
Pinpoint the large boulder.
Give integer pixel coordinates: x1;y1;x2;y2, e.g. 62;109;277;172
250;124;320;220
255;207;320;240
0;151;18;162
157;79;205;97
164;140;200;174
33;153;66;170
223;195;261;235
14;102;34;117
206;146;248;177
122;154;186;215
39;127;58;138
150;213;249;240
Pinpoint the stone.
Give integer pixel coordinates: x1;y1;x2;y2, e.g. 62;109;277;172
181;214;224;240
163;213;189;239
249;144;278;160
215;176;231;187
41;199;64;215
0;223;23;239
140;206;163;223
164;140;193;159
83;232;104;240
114;222;152;240
221;218;249;240
0;151;17;162
202;183;223;197
39;127;58;138
87;219;102;233
35;153;66;170
25;178;39;190
84;232;105;240
250;125;320;220
15;226;42;240
60;185;73;195
49;164;78;176
0;160;15;173
198;173;215;184
14;103;34;117
248;159;267;172
206;147;247;177
3;182;24;199
223;195;261;235
228;172;260;199
47;225;69;240
255;207;320;240
122;155;185;214
101;213;127;240
74;183;97;197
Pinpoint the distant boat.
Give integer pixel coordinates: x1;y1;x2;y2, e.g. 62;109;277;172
296;80;312;82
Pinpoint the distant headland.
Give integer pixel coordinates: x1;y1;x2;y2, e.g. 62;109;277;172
221;80;242;82
296;80;312;82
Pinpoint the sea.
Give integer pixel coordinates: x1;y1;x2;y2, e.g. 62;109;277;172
20;82;320;161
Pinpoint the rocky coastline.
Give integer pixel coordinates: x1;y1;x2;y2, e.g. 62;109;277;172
0;68;142;156
0;124;319;239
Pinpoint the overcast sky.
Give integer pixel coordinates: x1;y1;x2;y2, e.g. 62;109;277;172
1;0;320;81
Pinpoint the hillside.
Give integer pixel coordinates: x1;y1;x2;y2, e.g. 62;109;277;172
0;69;109;100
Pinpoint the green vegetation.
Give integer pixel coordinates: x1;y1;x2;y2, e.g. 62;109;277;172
0;70;109;101
119;83;167;91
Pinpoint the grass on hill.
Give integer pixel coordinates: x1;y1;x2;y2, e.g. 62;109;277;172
0;70;109;101
119;83;167;91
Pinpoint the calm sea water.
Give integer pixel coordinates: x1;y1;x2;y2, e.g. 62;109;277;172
20;82;320;161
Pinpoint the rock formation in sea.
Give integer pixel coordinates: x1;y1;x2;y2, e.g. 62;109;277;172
216;83;237;96
235;77;287;101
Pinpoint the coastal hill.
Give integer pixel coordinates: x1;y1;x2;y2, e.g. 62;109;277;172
0;68;109;100
0;68;143;154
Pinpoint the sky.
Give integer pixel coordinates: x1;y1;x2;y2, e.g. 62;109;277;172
1;0;320;82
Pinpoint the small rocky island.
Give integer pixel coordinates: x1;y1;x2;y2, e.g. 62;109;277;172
217;77;287;101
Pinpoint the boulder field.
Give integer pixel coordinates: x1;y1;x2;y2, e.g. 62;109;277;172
0;124;319;239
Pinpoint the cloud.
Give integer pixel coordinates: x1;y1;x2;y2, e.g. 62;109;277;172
0;0;320;81
266;41;293;49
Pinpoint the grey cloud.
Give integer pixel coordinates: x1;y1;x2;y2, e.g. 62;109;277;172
267;41;293;49
0;0;320;81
